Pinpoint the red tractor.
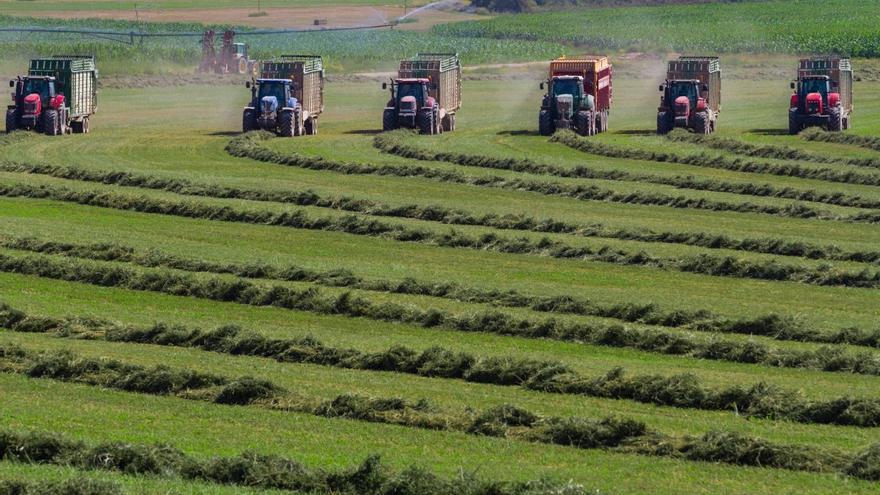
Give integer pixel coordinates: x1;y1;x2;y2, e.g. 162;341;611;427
382;53;461;135
199;30;258;76
789;57;853;134
657;56;721;134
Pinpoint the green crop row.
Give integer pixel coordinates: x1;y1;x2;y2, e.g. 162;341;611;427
433;0;880;57
0;15;564;73
4;159;879;266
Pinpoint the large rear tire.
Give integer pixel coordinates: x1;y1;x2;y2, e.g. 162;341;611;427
5;109;16;133
43;110;59;136
278;110;294;137
656;111;669;135
693;111;710;134
417;109;434;135
242;109;256;132
382;109;398;132
575;111;592;137
538;110;553;136
828;107;842;132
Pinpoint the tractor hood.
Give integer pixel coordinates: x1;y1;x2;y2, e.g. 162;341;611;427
399;95;418;114
555;94;574;119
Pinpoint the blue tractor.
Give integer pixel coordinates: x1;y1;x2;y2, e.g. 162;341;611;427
243;78;306;136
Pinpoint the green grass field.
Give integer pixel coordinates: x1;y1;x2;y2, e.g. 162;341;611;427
1;1;879;493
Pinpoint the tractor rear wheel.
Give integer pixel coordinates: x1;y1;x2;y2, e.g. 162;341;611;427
278;111;294;137
828;107;842;132
383;109;397;132
575;111;592;137
5;109;16;133
43;110;59;136
656;112;669;135
693;112;710;134
242;109;256;132
417;109;434;135
305;117;318;136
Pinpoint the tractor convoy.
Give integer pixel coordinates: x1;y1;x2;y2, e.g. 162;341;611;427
539;56;612;136
5;53;858;139
383;53;462;134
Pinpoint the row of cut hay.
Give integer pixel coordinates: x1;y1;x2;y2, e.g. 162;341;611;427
3;269;880;426
802;128;880;153
668;130;880;170
7;235;880;349
374;131;880;210
4;160;880;265
1;344;877;479
552;131;880;194
2;181;879;288
230;132;873;223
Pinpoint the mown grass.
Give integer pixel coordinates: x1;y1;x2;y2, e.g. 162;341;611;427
5;372;879;495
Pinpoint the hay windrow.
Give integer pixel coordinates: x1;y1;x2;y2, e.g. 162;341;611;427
6;160;880;265
553;130;880;190
4;302;880;428
4;235;879;349
801;128;880;154
1;182;878;288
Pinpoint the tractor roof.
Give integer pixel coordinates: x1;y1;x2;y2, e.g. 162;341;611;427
553;75;584;80
257;78;291;83
396;78;430;84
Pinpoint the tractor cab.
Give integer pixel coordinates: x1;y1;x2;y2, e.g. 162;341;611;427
543;75;590;121
661;79;708;126
792;76;835;115
248;79;296;113
385;78;431;116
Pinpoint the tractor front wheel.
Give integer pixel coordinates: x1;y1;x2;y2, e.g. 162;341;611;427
538;110;553;136
43;110;59;136
5;109;16;133
278;111;295;137
417;109;434;135
575;111;592;137
657;112;669;135
383;109;398;132
242;109;256;132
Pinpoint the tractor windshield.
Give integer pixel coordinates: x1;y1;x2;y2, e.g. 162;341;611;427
669;82;698;106
258;81;288;104
396;83;425;104
800;79;829;96
22;79;50;101
552;79;582;97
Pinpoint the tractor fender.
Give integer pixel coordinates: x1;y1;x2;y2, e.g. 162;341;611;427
425;96;437;109
828;92;841;108
286;97;300;109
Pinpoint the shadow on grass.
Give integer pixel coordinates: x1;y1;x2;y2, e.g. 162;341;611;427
615;129;655;136
344;129;382;135
749;128;790;136
497;129;539;136
208;131;240;137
